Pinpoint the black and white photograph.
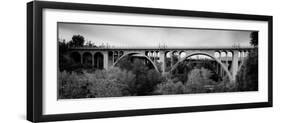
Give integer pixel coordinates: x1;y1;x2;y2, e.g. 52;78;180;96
24;1;273;122
58;22;259;99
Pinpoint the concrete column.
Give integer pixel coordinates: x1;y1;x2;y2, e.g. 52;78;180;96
159;51;166;74
219;52;223;78
241;51;245;61
171;51;174;66
152;51;155;62
103;51;109;70
217;52;220;76
224;53;228;78
238;51;241;61
177;51;180;61
231;51;239;82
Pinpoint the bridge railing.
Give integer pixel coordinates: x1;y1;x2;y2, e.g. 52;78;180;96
67;46;255;50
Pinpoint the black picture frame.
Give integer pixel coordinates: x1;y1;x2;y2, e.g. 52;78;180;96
27;1;273;122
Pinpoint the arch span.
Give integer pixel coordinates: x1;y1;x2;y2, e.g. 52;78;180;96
70;52;81;64
82;52;92;65
94;52;104;69
112;52;159;72
169;52;233;82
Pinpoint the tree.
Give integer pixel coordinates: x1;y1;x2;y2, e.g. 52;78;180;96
58;71;92;99
116;57;163;95
154;79;185;95
250;31;258;47
185;67;216;93
58;39;74;71
116;55;134;71
155;67;218;94
58;67;137;99
58;35;86;71
186;67;215;85
236;31;259;91
171;59;220;84
69;35;85;47
236;50;258;91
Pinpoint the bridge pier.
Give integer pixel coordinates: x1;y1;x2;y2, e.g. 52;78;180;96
159;51;166;74
231;51;239;81
103;51;109;70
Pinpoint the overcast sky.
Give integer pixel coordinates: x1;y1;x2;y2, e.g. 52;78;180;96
58;23;253;48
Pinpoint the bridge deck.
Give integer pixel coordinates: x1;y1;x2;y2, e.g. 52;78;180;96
68;46;255;51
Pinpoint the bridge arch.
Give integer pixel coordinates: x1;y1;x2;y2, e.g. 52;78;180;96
94;52;104;69
82;52;92;65
169;52;233;81
112;52;159;72
70;52;81;64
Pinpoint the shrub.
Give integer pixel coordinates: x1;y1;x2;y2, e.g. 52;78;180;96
154;79;185;95
85;67;136;97
186;68;216;85
184;67;216;93
118;58;164;95
58;71;91;99
58;67;136;99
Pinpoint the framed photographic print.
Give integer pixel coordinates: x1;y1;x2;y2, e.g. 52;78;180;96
27;1;273;122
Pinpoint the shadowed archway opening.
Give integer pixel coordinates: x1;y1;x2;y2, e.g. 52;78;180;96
113;53;159;72
70;52;81;64
82;52;92;66
170;52;233;82
94;52;104;69
171;55;223;83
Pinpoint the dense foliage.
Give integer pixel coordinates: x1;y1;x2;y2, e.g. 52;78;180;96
250;31;258;47
68;35;85;47
58;71;91;99
116;56;164;95
236;31;259;91
155;67;226;95
59;67;136;98
171;60;221;84
154;80;185;95
58;32;259;99
236;48;258;91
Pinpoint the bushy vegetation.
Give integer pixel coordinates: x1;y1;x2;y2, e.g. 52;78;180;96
59;58;240;99
154;80;185;95
116;56;164;95
58;67;135;99
58;32;259;99
184;68;216;93
58;71;91;99
171;60;221;85
154;67;234;95
58;63;163;98
236;48;258;91
236;31;259;91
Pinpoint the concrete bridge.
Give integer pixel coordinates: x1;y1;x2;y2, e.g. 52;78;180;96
66;47;254;82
